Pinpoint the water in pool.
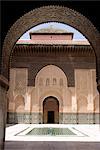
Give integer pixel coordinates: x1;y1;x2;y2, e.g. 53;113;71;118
27;128;76;136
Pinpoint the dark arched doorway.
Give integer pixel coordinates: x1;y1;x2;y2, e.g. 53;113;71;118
43;96;59;124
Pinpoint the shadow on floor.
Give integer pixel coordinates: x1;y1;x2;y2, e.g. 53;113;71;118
4;141;100;150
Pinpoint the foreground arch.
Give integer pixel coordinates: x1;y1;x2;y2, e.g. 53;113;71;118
1;5;100;91
0;5;100;149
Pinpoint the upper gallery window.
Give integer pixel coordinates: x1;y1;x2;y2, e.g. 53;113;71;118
46;78;50;86
53;78;57;85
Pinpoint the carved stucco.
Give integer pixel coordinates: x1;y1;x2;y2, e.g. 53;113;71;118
14;95;25;113
8;67;99;114
75;69;99;112
1;5;100;89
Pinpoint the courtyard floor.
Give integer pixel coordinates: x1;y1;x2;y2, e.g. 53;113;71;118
4;124;100;150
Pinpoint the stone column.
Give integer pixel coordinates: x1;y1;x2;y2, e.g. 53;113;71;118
96;59;100;93
96;58;100;125
0;75;8;150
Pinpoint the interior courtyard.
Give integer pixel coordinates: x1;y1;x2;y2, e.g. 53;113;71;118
7;25;99;125
0;1;100;150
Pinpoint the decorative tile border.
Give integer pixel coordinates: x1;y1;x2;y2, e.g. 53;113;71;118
7;112;99;124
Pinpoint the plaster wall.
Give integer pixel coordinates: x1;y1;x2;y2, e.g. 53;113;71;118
31;34;72;41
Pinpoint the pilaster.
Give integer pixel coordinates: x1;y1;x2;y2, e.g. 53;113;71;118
96;57;100;94
0;75;9;150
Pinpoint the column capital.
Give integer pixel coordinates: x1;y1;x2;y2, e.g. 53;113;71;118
0;74;9;90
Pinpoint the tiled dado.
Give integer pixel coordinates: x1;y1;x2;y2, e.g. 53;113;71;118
62;113;99;124
7;112;42;124
60;113;77;124
94;113;99;124
7;112;99;124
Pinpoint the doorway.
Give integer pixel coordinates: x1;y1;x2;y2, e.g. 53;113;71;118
43;96;59;124
48;111;54;123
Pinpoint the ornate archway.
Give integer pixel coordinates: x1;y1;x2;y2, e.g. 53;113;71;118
43;96;59;124
1;5;100;91
0;5;100;149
